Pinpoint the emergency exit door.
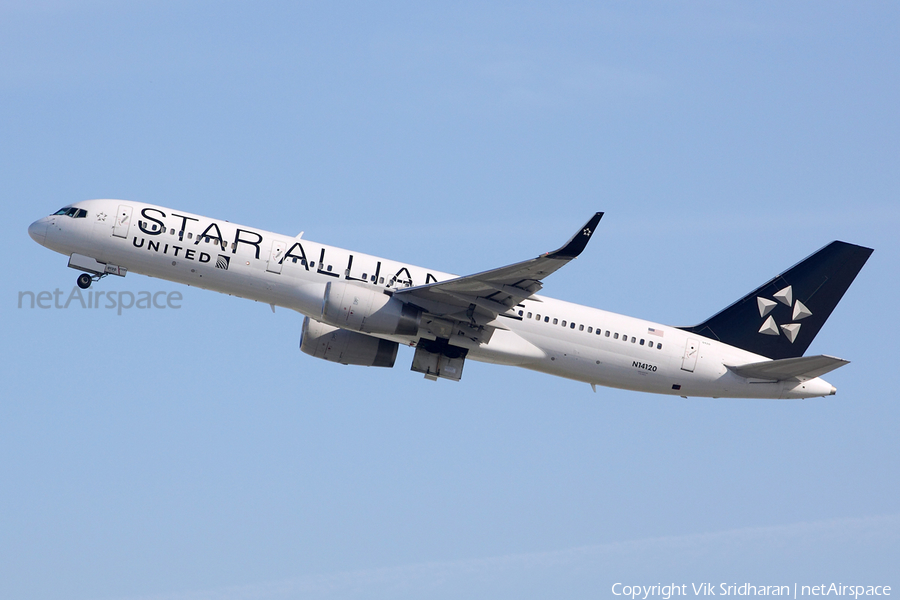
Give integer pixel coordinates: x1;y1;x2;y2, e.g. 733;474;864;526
266;240;287;273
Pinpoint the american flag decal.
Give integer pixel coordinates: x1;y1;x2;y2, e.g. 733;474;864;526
216;255;230;270
648;327;664;337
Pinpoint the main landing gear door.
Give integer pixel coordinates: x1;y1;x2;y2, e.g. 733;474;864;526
113;205;133;239
266;240;287;274
411;343;467;382
681;338;699;372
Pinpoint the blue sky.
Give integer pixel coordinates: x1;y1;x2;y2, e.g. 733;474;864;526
1;2;898;599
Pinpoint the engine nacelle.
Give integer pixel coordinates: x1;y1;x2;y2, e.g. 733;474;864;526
300;317;398;367
321;281;420;336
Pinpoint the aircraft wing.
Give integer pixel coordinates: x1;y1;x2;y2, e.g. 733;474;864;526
392;212;603;325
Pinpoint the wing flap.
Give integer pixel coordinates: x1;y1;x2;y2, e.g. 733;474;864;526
726;354;849;381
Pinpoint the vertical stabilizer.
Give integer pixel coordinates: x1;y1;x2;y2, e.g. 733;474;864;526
680;241;873;359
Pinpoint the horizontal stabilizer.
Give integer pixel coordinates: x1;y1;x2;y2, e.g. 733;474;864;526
726;354;849;381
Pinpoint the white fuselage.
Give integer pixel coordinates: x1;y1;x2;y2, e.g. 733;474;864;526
28;199;838;399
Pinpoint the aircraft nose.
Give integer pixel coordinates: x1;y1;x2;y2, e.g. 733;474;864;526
28;218;47;244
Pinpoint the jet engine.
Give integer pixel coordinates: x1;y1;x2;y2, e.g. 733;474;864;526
300;317;398;367
321;281;420;336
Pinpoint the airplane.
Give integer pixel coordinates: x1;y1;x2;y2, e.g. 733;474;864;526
28;200;872;398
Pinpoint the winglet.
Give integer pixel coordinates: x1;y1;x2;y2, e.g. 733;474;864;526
547;212;604;259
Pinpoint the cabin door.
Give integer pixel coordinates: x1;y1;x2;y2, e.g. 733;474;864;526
112;205;133;239
681;338;699;372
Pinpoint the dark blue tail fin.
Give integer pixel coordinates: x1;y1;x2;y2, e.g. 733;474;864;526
680;241;873;359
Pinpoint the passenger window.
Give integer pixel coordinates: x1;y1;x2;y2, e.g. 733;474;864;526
205;236;210;243
327;265;332;272
587;327;592;333
657;343;663;350
371;275;377;282
570;322;576;329
553;318;558;325
310;261;315;267
379;277;384;284
527;312;533;319
169;229;175;235
605;331;610;337
231;242;236;250
188;233;193;239
614;333;619;339
631;337;636;343
292;258;297;263
561;320;566;327
544;316;549;323
362;273;368;279
640;339;645;345
518;310;523;316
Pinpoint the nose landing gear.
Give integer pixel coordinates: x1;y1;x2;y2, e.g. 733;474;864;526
76;272;107;289
69;254;125;289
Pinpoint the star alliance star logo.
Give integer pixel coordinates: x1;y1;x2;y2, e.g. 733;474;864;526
756;285;812;343
96;212;107;222
583;227;592;236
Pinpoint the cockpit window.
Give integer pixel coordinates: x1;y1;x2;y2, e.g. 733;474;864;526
51;207;88;218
